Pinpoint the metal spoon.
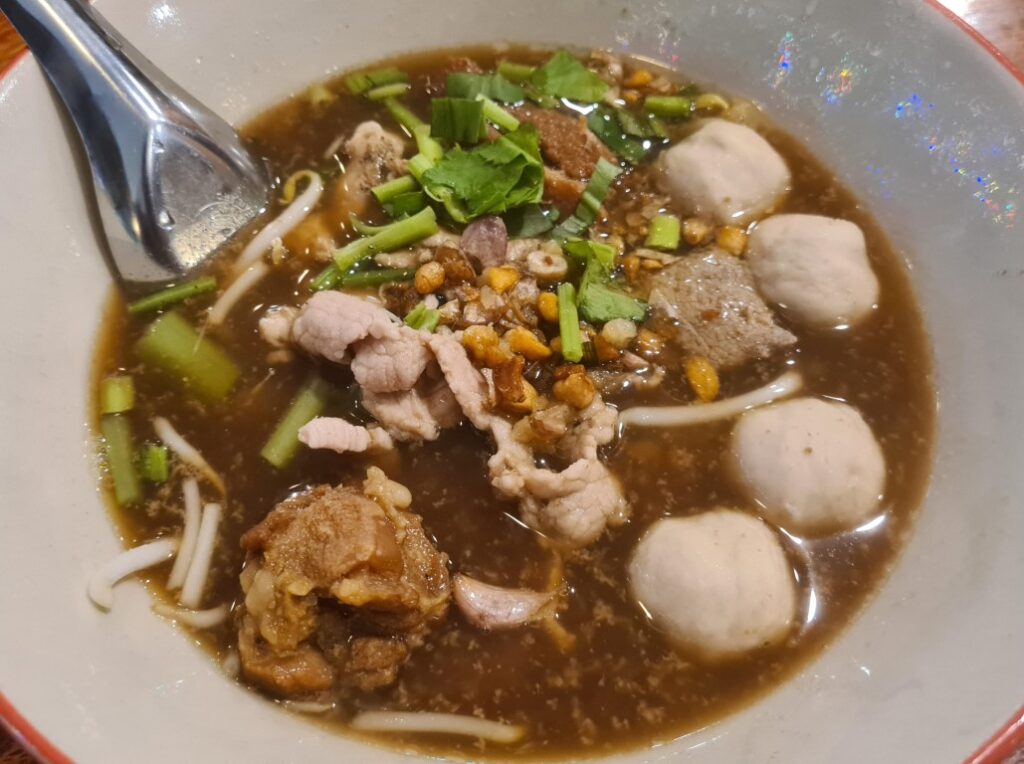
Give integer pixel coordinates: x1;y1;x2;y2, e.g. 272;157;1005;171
0;0;268;284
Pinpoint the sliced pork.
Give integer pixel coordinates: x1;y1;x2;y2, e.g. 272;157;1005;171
327;121;406;221
298;417;394;454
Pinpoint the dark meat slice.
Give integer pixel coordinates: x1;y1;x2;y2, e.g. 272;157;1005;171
509;104;615;180
237;616;336;696
646;247;796;370
237;472;451;698
543;167;586;219
347;637;409;690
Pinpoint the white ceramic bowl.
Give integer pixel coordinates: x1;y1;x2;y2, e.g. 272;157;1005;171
1;0;1022;761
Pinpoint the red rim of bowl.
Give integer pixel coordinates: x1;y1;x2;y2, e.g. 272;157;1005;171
0;2;1022;762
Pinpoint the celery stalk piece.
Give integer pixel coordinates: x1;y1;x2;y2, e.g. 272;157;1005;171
134;312;239;402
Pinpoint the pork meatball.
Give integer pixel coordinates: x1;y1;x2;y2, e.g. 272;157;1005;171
627;509;797;660
657;119;790;224
746;214;879;327
729;397;886;536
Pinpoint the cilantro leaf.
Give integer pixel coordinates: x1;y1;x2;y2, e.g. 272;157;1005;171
505;204;559;237
578;281;647;323
446;72;525;103
530;50;609;103
421;126;544;219
572;242;647;324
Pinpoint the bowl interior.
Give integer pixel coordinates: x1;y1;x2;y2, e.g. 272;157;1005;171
0;1;1022;761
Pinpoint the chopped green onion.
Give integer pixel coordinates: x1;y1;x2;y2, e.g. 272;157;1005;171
404;302;441;332
134;312;239;402
367;81;410;101
497;61;536;83
310;263;342;291
615;107;663;138
645;214;681;250
644;95;693;118
552;158;623;241
523;84;560;109
349;214;392;236
101;414;140;505
578;159;624;219
446;72;524;103
431;98;486;144
126;277;217;315
138;444;170;483
564;240;616;270
384;97;426;133
100;375;135;414
339;268;415;288
407;153;435;183
384;191;428;218
372;175;418;204
477;95;520;132
313;207;439;290
260;376;333;469
586;106;648;164
345;67;407;95
413;124;444;162
557;283;583;363
694;93;730;113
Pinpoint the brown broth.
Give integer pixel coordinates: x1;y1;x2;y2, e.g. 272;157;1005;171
90;46;935;760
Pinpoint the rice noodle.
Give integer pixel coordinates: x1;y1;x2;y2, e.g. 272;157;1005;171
322;134;345;160
618;370;804;428
207;261;271;327
221;650;240;677
153;602;229;628
87;538;178;611
283;700;336;714
350;711;526;744
179;502;222;609
153;417;225;495
232;172;324;274
166;478;202;590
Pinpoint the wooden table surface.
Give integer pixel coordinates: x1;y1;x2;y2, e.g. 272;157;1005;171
0;1;1022;763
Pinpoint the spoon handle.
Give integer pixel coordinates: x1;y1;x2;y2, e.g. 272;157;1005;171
0;0;266;283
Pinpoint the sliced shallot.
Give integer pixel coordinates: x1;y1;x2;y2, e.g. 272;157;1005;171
350;711;525;744
153;417;225;495
87;537;178;611
166;477;202;590
618;370;803;428
153;603;229;629
179;502;222;609
453;574;555;630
